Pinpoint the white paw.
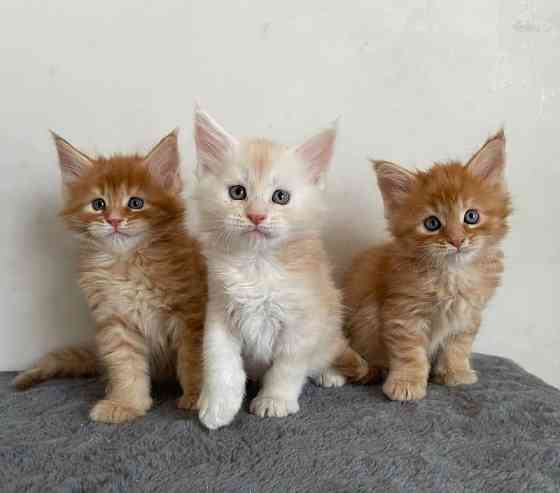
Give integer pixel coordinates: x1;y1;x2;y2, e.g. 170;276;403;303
249;396;299;418
312;370;346;388
197;386;243;430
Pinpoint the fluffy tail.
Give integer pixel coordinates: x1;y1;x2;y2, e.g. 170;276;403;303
332;346;382;384
13;345;99;390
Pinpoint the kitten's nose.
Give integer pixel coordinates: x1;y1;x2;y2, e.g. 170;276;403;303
247;213;267;225
448;237;465;249
107;217;123;229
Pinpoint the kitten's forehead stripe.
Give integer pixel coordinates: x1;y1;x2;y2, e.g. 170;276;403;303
241;138;285;183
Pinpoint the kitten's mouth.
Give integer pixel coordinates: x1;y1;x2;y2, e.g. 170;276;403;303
247;227;271;238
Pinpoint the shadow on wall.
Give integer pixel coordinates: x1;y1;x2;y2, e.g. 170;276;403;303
23;192;93;356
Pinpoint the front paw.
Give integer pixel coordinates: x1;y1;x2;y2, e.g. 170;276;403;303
383;378;427;401
198;387;243;430
249;396;300;418
312;370;346;388
432;369;478;386
90;399;150;424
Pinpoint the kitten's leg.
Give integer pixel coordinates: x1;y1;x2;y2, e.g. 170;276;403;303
176;322;204;411
198;314;246;430
383;320;430;401
250;356;307;418
90;319;152;424
432;330;478;386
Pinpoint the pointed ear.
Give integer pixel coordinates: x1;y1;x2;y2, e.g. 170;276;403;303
144;129;182;193
294;121;338;187
371;159;416;214
466;129;506;185
193;105;239;177
51;131;94;186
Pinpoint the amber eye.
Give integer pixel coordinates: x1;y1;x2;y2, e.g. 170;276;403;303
128;197;144;210
272;189;290;205
423;215;441;232
91;198;106;211
464;209;480;225
229;185;247;200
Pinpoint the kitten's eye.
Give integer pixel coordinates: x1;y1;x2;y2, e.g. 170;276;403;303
91;198;106;211
272;189;290;205
464;209;480;225
128;197;144;210
423;216;441;232
229;185;247;201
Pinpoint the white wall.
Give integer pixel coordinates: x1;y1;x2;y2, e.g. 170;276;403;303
1;1;558;387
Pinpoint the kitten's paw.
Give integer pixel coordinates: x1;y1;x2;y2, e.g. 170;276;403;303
312;370;346;388
90;399;150;424
197;389;243;430
383;378;427;401
432;369;478;386
249;396;300;418
177;391;199;411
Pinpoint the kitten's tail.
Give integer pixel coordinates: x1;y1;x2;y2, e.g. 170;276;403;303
13;345;99;390
333;346;382;384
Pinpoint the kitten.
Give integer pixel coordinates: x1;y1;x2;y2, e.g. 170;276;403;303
14;131;207;423
190;107;373;429
345;131;511;401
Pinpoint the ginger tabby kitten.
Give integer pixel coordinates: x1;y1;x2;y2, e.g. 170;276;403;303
14;131;207;423
345;131;511;401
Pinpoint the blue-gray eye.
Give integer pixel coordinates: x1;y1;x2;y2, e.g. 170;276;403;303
92;198;106;211
272;189;290;205
128;197;144;210
464;209;479;225
424;216;441;231
229;185;247;200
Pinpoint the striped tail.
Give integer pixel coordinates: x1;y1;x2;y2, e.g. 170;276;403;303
13;345;99;390
332;346;382;384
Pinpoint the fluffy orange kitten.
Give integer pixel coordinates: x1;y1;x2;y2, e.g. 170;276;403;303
345;131;511;401
14;131;207;423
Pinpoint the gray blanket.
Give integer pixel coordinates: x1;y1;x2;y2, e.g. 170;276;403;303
1;354;559;492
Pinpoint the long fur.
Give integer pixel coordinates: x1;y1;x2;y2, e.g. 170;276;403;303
191;109;373;429
14;131;207;423
345;131;512;401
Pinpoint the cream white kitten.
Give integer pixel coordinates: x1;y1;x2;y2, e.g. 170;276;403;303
190;107;372;430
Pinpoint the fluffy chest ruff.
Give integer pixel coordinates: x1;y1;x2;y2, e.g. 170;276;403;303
426;266;489;356
212;254;305;379
79;251;184;374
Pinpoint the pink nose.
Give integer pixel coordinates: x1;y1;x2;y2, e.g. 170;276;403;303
448;237;465;249
107;217;123;229
247;213;267;225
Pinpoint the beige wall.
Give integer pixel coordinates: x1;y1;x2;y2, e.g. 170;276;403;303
1;1;558;386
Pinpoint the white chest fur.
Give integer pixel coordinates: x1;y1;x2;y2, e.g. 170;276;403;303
427;267;483;356
211;253;301;378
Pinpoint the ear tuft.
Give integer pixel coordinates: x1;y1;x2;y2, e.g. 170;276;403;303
294;121;338;186
51;131;94;186
193;106;239;177
371;159;416;214
144;129;182;193
466;129;506;185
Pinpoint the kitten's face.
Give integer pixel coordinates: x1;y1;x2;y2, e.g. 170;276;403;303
375;131;511;265
54;131;183;254
192;109;336;252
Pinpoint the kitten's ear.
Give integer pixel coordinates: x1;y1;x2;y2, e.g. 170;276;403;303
466;129;506;185
371;159;416;213
144;129;182;193
51;131;94;186
194;105;239;177
294;121;338;187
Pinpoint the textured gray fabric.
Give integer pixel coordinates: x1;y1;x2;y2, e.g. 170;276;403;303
1;354;559;492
